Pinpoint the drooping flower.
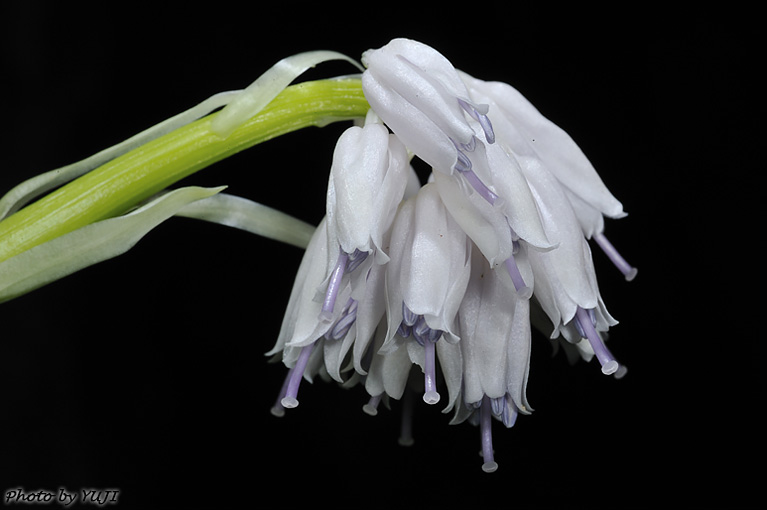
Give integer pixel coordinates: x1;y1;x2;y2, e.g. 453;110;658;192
268;37;636;472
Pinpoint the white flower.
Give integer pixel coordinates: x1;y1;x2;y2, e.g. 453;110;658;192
460;72;637;281
268;38;636;472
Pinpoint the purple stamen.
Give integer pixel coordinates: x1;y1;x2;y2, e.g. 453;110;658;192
458;98;495;144
574;306;619;375
281;342;316;408
327;298;358;340
422;335;440;405
270;368;293;417
504;254;532;299
362;393;383;416
345;248;369;273
320;249;349;322
461;169;501;206
480;395;498;473
593;232;638;282
455;146;472;172
402;303;419;327
413;316;442;345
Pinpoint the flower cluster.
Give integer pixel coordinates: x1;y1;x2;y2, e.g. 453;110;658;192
268;38;636;472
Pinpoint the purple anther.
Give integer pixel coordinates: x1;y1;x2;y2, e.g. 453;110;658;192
327;299;358;340
593;232;638;282
455;146;472;173
500;397;518;428
402;303;419;327
362;393;383;416
574;306;619;375
280;342;316;408
504;254;532;299
480;395;498;473
413;316;442;346
458;98;495;144
345;248;369;273
461;169;502;206
422;336;440;405
320;249;349;322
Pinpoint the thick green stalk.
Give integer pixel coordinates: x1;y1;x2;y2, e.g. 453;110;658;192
0;78;368;263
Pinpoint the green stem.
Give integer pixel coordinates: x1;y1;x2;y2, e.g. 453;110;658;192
0;78;368;264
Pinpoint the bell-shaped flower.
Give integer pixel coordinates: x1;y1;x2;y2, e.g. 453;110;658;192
459;71;626;223
380;183;471;404
361;38;495;175
457;246;533;413
320;111;409;322
460;72;637;281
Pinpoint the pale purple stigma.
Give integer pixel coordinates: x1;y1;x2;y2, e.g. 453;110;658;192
280;342;316;408
362;393;383;416
593;232;637;282
574;306;619;375
480;395;498;473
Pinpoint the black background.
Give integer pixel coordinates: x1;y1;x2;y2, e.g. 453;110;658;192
1;3;761;509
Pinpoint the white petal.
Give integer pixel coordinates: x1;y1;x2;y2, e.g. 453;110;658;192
352;264;388;374
267;219;334;356
436;339;463;413
362;72;458;172
326;122;408;259
461;73;625;218
521;157;599;311
433;171;512;268
400;184;470;339
362;38;475;146
506;296;533;414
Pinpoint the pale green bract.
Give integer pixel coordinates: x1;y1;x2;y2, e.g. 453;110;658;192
176;193;315;249
0;186;224;303
0;91;240;220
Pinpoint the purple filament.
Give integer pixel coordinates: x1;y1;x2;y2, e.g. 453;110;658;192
480;395;498;473
457;98;496;144
280;342;316;408
462;169;501;205
504;254;532;299
574;306;619;375
327;298;358;340
320;249;349;322
593;232;637;281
